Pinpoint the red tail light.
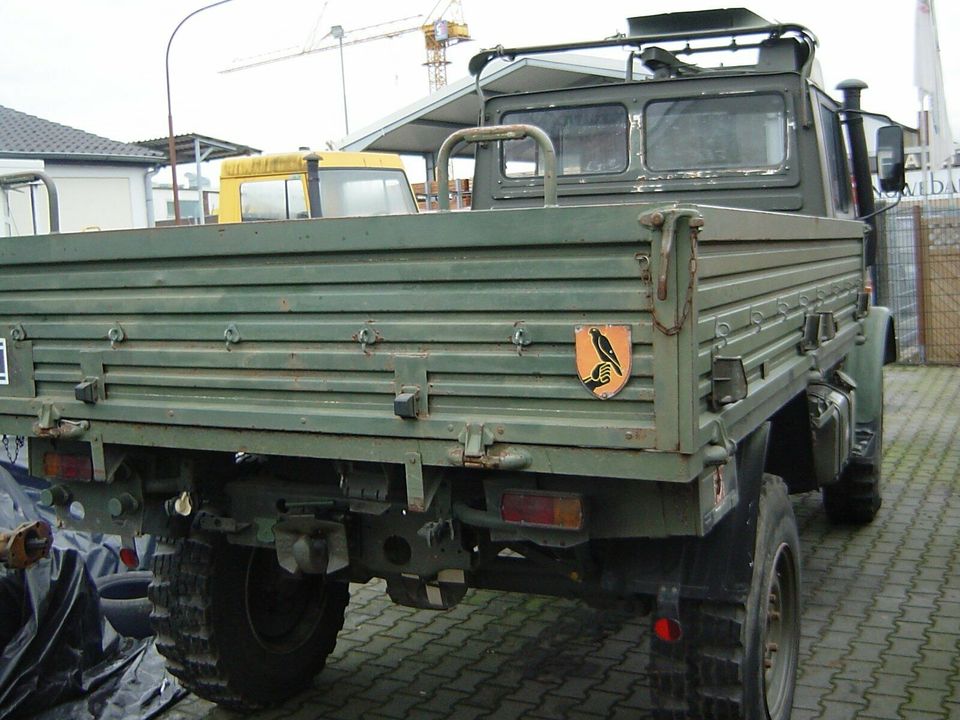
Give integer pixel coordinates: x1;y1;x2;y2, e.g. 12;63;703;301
43;452;93;481
500;492;584;530
119;547;140;569
654;617;683;643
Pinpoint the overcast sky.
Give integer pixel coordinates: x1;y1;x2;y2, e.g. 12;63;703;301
1;0;957;160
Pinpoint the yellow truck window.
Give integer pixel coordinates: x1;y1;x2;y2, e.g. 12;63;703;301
239;179;307;221
318;169;417;217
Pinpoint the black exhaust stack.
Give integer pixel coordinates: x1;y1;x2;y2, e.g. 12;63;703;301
837;79;877;266
305;153;323;219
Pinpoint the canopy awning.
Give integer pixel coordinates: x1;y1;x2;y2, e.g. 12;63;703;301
339;53;629;158
134;133;260;166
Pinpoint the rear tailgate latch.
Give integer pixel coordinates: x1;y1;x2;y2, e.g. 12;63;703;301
33;403;90;439
448;423;531;471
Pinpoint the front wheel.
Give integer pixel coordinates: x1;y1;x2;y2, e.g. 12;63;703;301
823;410;883;524
650;475;801;720
149;537;349;711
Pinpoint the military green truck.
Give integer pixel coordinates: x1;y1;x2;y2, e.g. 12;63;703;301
0;9;903;719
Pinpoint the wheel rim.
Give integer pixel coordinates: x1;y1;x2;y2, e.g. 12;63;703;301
763;542;799;718
244;548;327;653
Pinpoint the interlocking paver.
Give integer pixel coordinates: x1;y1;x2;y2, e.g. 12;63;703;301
859;692;907;720
791;684;824;711
157;366;960;719
477;699;536;720
368;691;430;719
835;658;880;682
818;699;865;720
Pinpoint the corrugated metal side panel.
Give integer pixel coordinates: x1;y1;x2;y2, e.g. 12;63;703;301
0;206;658;450
694;228;863;441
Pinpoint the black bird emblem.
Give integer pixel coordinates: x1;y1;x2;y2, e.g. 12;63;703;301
589;327;622;376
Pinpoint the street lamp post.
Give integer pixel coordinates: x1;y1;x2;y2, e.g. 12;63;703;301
165;0;234;225
331;24;349;136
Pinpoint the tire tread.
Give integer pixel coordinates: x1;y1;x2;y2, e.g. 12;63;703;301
149;538;347;711
650;476;799;720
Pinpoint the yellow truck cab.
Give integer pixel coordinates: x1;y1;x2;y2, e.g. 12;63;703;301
218;150;417;223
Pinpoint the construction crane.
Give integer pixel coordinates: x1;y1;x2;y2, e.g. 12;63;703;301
421;2;471;91
221;1;470;93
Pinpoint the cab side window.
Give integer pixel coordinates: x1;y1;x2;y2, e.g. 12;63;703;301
819;104;852;214
239;179;307;221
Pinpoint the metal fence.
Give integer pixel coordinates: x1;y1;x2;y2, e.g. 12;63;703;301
876;196;960;365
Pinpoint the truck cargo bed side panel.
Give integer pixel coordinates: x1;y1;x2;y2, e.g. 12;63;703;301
692;208;864;447
0;207;659;455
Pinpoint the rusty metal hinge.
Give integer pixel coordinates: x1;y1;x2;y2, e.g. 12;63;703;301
447;423;532;470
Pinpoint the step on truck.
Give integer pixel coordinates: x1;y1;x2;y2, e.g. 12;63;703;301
0;9;903;719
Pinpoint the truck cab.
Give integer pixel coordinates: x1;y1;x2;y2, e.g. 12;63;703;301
468;8;895;224
217;150;417;222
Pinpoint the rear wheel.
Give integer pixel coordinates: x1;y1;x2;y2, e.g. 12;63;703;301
149;537;348;711
650;475;801;720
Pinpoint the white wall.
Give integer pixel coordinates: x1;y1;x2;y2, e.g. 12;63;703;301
0;161;152;235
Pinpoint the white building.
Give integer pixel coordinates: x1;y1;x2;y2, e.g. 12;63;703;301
0;105;163;236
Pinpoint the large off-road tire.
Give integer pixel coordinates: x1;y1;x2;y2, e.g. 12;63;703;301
149;537;349;712
823;462;882;524
823;407;883;524
650;475;801;720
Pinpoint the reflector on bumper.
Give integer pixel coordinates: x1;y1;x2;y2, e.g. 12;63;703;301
499;491;585;530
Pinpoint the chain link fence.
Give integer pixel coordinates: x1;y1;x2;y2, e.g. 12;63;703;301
876;196;960;364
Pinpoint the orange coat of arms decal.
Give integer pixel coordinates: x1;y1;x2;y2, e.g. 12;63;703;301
575;325;632;399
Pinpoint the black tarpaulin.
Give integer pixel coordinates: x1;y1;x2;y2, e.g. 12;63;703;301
0;465;186;719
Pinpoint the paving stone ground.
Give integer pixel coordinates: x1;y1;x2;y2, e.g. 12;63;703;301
162;365;960;720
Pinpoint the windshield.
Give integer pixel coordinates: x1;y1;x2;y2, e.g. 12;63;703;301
317;169;417;217
501;105;629;178
644;94;786;171
239;168;415;221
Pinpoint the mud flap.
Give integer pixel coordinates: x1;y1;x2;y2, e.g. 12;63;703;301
663;422;769;605
604;423;769;606
842;306;893;470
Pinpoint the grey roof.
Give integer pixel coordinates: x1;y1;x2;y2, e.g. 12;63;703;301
339;53;631;157
0;105;164;165
135;133;260;165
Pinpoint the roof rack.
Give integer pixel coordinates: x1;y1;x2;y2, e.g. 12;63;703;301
468;8;817;79
467;8;818;129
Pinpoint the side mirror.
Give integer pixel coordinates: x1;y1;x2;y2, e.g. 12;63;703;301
876;125;905;193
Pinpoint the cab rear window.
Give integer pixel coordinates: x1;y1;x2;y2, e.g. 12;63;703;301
644;94;786;172
501;104;629;178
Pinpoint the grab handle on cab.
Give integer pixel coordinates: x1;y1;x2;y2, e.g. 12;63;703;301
436;124;558;210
